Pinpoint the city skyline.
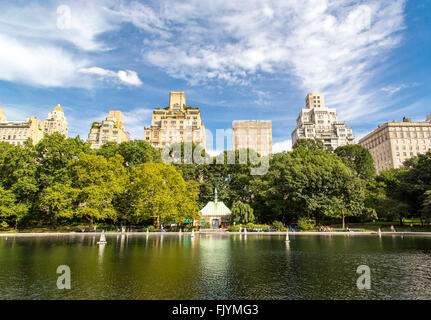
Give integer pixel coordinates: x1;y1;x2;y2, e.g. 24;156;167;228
0;1;430;154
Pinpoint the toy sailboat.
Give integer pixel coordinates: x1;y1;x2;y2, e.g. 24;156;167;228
97;230;107;245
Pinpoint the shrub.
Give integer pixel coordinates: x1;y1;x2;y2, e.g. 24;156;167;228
145;225;157;232
0;221;9;229
272;221;286;231
227;225;240;232
297;217;316;231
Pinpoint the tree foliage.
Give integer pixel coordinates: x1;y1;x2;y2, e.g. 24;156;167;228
335;144;376;181
231;201;255;224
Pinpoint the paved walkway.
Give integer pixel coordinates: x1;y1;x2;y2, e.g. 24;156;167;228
1;231;431;237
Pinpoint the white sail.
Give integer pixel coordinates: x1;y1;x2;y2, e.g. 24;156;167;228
98;231;107;244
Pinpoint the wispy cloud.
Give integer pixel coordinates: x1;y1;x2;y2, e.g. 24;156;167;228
80;67;143;86
0;0;137;87
381;82;420;95
125;0;406;121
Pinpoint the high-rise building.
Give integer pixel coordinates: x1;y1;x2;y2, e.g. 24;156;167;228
232;120;272;156
291;93;355;149
359;117;431;173
144;92;206;149
41;104;68;137
88;110;129;149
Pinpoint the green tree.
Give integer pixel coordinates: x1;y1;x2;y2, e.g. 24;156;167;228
335;145;376;181
0;186;28;223
69;153;127;227
398;151;431;216
39;183;77;228
293;139;332;153
375;169;409;225
35;133;91;188
231;201;255;224
97;140;161;167
0;142;38;204
421;190;431;223
127;163;199;227
252;147;369;226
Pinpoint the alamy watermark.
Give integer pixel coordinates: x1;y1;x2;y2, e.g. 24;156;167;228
161;128;270;175
57;5;72;30
57;265;71;290
356;265;371;290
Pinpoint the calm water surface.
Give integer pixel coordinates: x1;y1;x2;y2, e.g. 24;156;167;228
0;234;430;300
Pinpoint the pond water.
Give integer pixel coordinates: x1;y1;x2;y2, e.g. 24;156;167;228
0;233;430;300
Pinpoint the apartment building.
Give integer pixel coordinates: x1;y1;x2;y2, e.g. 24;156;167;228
232;120;272;156
88;110;130;149
359;117;431;173
41;104;68;137
291;93;355;149
0;110;44;146
144;92;206;149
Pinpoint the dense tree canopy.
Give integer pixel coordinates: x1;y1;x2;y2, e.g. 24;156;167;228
126;163;199;226
335;145;376;181
0;133;427;229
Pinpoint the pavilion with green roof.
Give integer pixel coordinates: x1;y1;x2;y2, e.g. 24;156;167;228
199;189;232;229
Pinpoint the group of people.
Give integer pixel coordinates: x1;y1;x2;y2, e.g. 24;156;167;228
319;226;334;232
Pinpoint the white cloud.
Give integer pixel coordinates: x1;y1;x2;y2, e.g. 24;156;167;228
0;34;88;87
122;0;406;121
0;0;135;87
381;83;420;95
80;67;143;86
272;139;292;153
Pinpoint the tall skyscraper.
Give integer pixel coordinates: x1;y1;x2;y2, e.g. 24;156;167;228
41;104;68;137
359;117;431;173
232;120;272;156
144;92;206;149
291;93;355;149
88;110;129;149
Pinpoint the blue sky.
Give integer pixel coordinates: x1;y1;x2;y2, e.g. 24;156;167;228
0;0;430;153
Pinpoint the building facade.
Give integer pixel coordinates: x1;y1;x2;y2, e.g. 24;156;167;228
291;93;355;149
0;111;44;146
359;117;431;173
41;104;68;137
0;108;6;122
88;110;129;149
144;92;206;149
232;120;272;156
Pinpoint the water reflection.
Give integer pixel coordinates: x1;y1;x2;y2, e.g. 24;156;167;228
0;234;430;300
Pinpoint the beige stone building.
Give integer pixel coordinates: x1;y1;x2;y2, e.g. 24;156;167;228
144;92;206;149
41;104;68;137
291;93;355;149
0;110;44;146
0;108;6;122
232;120;272;156
88;110;130;149
359;117;431;173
